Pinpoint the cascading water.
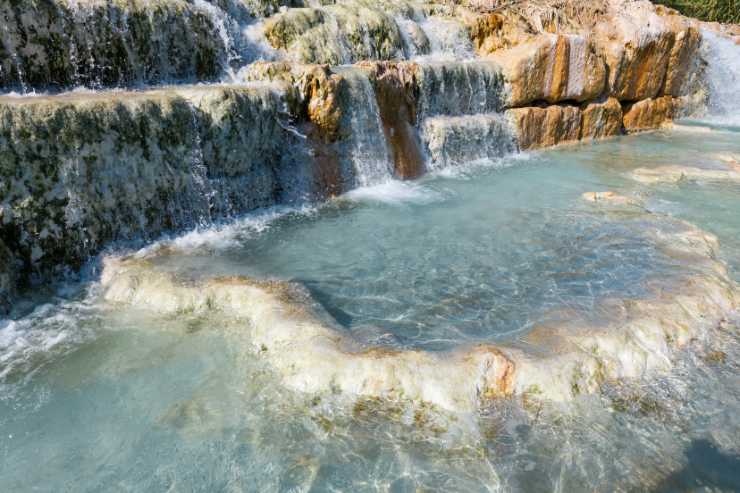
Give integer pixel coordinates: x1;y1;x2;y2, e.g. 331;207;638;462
421;113;517;171
335;68;395;187
701;30;740;127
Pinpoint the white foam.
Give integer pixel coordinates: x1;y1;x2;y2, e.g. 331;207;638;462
0;298;97;382
144;205;315;254
344;180;444;205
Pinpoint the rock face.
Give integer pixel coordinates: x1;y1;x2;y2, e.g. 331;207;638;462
581;97;623;139
263;1;408;65
0;86;290;288
491;34;606;106
506;105;582;150
0;240;18;312
622;96;675;131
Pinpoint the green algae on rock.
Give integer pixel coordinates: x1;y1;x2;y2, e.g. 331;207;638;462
0;85;289;291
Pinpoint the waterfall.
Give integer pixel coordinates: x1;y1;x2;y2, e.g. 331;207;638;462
416;61;506;120
421;113;517;171
335;69;395;188
417;17;474;61
701;30;740;126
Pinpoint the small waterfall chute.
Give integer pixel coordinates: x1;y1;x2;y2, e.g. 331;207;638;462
700;30;740;127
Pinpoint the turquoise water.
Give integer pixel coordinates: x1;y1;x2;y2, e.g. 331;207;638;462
1;129;740;491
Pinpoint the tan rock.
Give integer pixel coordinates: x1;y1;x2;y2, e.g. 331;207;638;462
590;1;676;101
581;97;623;139
506;105;581;150
491;34;606;107
241;62;342;142
663;26;703;96
468;11;534;54
623;96;675;131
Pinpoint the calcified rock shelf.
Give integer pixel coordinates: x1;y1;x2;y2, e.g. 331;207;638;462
2;0;740;491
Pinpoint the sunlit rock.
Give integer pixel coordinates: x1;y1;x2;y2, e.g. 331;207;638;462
99;213;739;408
506;105;581;150
663;26;704;97
101;255;516;413
490;33;606;107
263;1;408;64
622;96;675;131
581;97;623;139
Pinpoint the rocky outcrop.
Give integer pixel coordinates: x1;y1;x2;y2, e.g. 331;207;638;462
506;105;582;150
99;212;738;408
0;85;291;290
0;240;18;312
622;96;675;131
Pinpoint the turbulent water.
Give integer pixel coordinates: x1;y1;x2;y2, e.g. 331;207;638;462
2;126;740;491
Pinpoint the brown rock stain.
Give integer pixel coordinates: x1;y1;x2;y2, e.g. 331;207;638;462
360;62;425;180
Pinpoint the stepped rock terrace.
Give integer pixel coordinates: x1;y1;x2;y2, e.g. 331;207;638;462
1;0;740;491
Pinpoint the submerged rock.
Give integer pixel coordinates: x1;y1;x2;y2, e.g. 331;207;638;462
581;191;640;206
630;164;740;184
99;213;738;410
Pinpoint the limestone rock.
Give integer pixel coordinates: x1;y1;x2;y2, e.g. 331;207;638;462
663;26;703;96
491;34;606;107
468;11;534;54
506;105;581;150
622;96;675;131
581;97;623;139
242;62;343;142
590;1;702;102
